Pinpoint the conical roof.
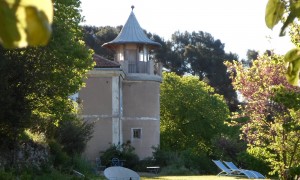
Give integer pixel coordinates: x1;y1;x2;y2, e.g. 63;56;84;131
102;7;161;49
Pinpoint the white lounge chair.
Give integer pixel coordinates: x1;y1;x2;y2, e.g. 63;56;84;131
223;161;265;179
212;160;256;179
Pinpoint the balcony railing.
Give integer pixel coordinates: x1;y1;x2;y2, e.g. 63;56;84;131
121;61;162;76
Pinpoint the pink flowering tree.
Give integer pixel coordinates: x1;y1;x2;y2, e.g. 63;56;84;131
225;54;300;179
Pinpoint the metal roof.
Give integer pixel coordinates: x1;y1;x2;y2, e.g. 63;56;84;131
102;8;161;49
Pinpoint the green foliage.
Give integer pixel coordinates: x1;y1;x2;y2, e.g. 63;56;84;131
160;165;198;176
160;72;230;152
0;0;53;48
0;170;14;180
0;168;95;180
83;25;121;60
48;140;71;169
152;147;214;175
159;72;242;174
237;147;272;177
100;142;139;169
0;0;94;177
211;134;246;162
0;0;93;157
158;31;239;111
265;0;284;30
284;48;300;85
54;116;94;156
265;0;300;86
71;155;94;176
226;54;300;179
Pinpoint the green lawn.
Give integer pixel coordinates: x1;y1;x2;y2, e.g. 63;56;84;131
94;172;274;180
94;174;274;180
140;175;245;180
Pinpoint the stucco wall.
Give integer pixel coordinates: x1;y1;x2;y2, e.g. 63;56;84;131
79;74;160;160
122;120;160;159
122;81;160;118
80;77;112;115
122;80;160;159
79;77;113;160
83;119;112;160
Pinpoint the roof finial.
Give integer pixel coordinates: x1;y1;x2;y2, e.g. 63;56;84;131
131;5;135;11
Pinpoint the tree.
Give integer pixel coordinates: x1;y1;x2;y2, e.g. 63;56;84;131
160;72;230;152
226;54;300;179
0;0;94;163
167;31;239;111
241;49;259;67
83;26;121;60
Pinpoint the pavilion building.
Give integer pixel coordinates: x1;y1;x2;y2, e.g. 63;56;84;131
79;6;162;160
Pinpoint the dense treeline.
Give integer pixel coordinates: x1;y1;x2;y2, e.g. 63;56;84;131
0;0;95;178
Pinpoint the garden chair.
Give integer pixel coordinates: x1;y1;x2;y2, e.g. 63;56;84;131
223;161;265;179
111;157;120;166
212;160;255;179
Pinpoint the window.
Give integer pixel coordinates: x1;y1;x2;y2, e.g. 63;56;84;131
132;128;142;139
125;49;137;73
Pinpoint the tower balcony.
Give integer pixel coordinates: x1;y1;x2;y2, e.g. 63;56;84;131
120;60;162;82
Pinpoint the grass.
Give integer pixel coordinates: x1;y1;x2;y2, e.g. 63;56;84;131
93;173;275;180
94;175;253;180
94;172;274;180
140;175;246;180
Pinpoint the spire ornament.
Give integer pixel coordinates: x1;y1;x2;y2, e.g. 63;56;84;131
131;5;135;11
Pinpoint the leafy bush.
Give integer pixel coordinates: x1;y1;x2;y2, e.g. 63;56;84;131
237;147;271;177
160;164;198;175
48;140;71;170
72;155;94;176
100;141;139;169
152;146;177;167
211;134;246;162
152;146;215;175
133;157;155;172
0;170;14;180
0;168;95;180
54;116;94;156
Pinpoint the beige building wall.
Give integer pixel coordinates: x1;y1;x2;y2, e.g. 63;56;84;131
123;81;160;117
122;120;160;159
79;71;160;160
80;77;112;115
122;80;160;159
84;120;112;160
79;77;114;160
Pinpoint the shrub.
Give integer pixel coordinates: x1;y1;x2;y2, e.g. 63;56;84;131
0;170;14;180
237;147;271;177
152;147;215;175
100;141;139;170
152;146;177;167
160;164;198;175
72;155;94;176
54;116;94;156
48;140;71;170
211;134;246;162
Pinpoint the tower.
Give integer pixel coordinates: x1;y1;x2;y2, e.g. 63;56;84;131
80;6;162;160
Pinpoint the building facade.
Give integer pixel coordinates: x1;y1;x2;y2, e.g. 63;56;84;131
79;7;162;160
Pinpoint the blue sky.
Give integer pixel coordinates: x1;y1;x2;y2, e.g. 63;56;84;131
80;0;294;59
